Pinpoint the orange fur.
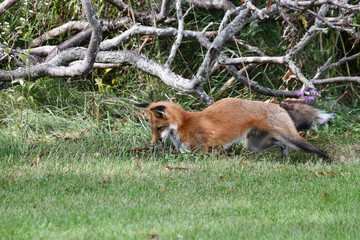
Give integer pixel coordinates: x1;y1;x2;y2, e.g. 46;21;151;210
135;98;333;161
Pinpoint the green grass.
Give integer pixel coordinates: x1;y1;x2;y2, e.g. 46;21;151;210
1;83;360;239
1;146;360;239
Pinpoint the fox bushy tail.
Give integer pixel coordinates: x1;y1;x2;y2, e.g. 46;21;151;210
280;102;334;131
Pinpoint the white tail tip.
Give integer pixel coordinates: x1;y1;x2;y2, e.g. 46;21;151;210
317;110;335;124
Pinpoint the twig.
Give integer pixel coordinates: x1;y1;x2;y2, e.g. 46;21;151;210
156;0;172;22
287;60;315;89
193;7;250;91
245;0;269;19
45;18;130;61
191;0;236;12
0;0;19;16
165;0;185;68
223;56;285;65
218;6;244;33
312;77;360;85
202;22;213;34
195;33;301;98
28;21;90;48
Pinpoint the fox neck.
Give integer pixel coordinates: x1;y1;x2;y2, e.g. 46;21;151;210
167;111;196;151
167;124;181;150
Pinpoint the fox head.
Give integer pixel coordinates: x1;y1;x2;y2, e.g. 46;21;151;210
135;102;183;146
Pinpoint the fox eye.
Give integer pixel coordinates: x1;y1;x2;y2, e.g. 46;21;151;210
156;127;162;132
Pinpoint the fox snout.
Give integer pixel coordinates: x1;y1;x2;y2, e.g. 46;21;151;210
151;131;164;145
151;125;173;144
151;135;160;145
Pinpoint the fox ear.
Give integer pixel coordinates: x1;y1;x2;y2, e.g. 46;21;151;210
150;105;166;119
134;103;151;109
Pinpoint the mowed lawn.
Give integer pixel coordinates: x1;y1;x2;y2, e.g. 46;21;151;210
1;124;359;239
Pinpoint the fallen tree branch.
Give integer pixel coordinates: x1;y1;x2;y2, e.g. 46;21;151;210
1;0;359;102
165;0;186;68
44;17;131;61
191;0;236;12
312;77;360;85
0;0;18;16
156;0;172;22
223;56;285;65
28;21;90;48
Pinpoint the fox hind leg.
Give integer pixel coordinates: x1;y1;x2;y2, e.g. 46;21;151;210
246;129;289;158
272;133;333;162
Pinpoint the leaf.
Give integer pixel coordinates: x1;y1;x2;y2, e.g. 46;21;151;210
327;169;336;175
320;171;327;176
18;54;27;61
140;35;149;41
304;174;310;180
11;78;25;85
282;69;296;83
321;192;330;198
16;96;24;102
301;16;308;29
104;68;113;74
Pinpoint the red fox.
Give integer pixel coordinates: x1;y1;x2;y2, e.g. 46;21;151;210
135;98;334;161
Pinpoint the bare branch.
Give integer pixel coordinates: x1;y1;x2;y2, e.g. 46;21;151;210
285;4;330;58
27;46;57;57
223;56;285;65
312;51;360;82
313;77;360;85
0;0;19;16
195;31;301;98
193;7;250;90
156;0;172;22
191;0;236;12
0;0;102;79
245;0;269;19
313;56;333;79
28;21;90;48
105;0;171;25
73;0;102;75
165;0;185;68
45;28;92;61
296;0;360;10
1;0;359;102
327;52;360;71
44;17;130;61
287;60;315;89
306;8;360;40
